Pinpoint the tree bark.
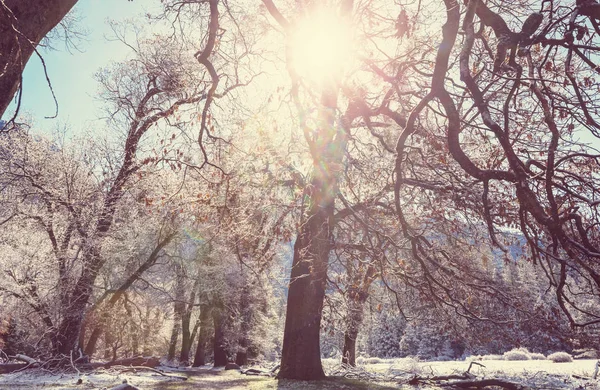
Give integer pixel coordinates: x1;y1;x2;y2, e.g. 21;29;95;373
278;83;347;379
192;305;211;367
85;327;102;357
235;283;250;367
0;0;79;118
167;322;180;362
179;270;201;364
278;217;331;379
213;307;227;367
103;330;114;360
342;330;358;366
168;262;186;362
179;313;191;364
52;254;101;356
341;264;377;367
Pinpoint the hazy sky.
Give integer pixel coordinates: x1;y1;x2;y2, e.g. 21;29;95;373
2;0;159;135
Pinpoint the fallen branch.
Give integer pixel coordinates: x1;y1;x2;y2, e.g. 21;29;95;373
82;356;161;370
404;362;524;389
467;361;485;373
0;363;28;374
328;363;384;381
104;357;160;368
117;366;187;381
408;361;485;384
438;378;524;389
11;354;38;365
572;374;591;380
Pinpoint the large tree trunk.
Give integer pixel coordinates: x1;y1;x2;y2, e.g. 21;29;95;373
212;307;227;367
52;256;100;356
278;84;347;379
0;0;78;118
278;207;332;379
192;305;211;367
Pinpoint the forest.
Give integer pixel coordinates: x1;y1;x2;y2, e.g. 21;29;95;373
1;0;600;388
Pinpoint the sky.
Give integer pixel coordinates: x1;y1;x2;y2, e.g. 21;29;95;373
4;0;599;150
2;0;160;136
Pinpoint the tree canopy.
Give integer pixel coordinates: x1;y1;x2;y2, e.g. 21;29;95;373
2;0;600;381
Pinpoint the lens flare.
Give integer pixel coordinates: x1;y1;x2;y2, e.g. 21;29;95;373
289;8;354;86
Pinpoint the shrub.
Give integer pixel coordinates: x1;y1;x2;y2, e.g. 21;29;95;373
529;353;546;360
389;357;421;375
481;354;504;361
547;352;573;363
503;349;531;361
573;349;598;359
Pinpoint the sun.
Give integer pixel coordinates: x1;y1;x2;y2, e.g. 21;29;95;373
289;8;354;86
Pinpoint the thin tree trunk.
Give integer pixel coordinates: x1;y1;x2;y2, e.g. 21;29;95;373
192;305;211;367
342;264;377;366
168;264;186;362
85;327;102;357
103;331;113;360
180;313;191;364
131;325;139;357
342;330;358;366
213;307;227;367
179;271;201;364
167;322;180;361
141;308;153;356
235;283;251;366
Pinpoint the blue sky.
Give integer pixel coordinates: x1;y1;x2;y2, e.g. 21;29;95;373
2;0;159;135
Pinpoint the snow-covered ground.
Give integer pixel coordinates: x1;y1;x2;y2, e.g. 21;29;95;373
360;357;600;376
0;359;598;389
327;357;600;389
0;366;195;389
